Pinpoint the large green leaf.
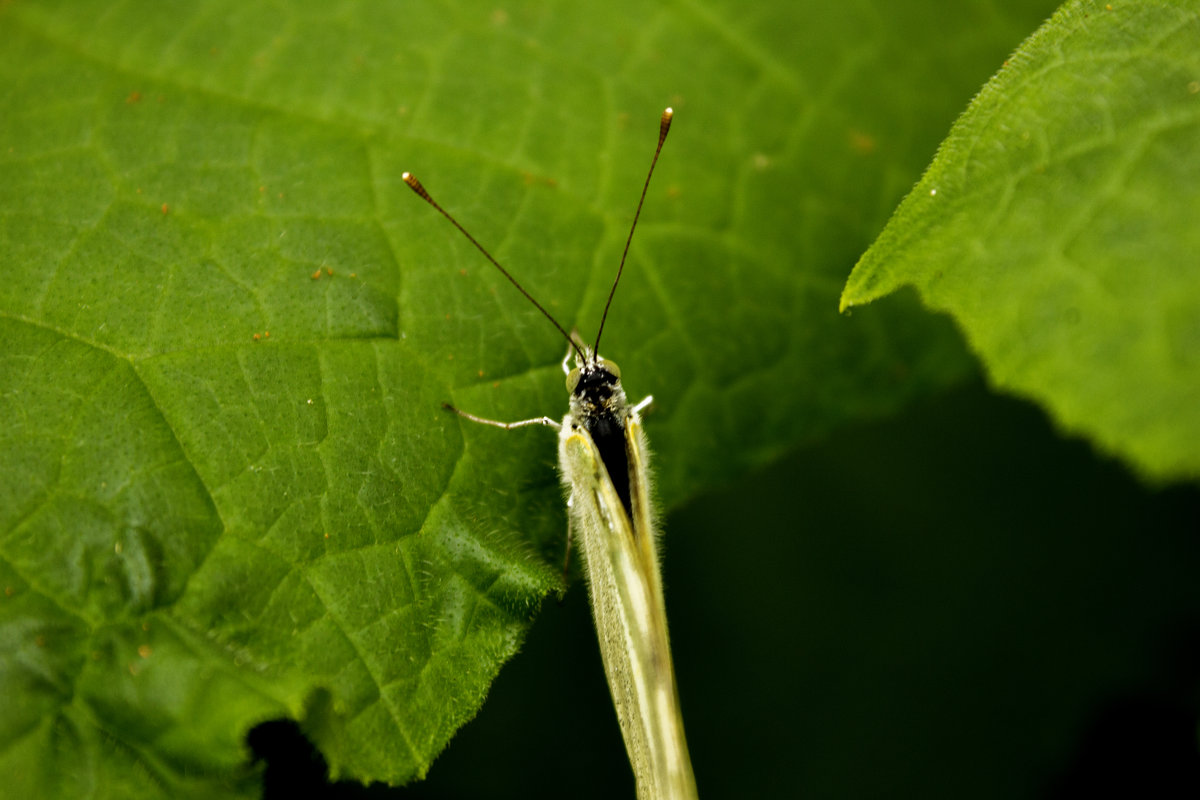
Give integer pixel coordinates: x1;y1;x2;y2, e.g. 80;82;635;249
843;1;1200;482
0;0;1056;793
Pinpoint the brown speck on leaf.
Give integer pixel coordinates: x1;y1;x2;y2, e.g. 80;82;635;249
848;130;877;155
253;333;261;341
445;313;452;320
459;268;468;276
35;635;46;647
325;267;333;276
259;186;266;193
477;369;485;378
161;203;169;215
264;330;270;338
521;172;558;188
350;272;357;278
4;586;13;597
138;645;152;659
125;91;142;104
312;269;323;280
492;381;500;388
324;532;330;539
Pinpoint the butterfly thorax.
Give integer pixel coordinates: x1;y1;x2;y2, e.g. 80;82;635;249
568;359;633;521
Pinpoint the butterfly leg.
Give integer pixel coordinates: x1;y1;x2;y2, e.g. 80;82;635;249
561;331;588;374
442;403;561;431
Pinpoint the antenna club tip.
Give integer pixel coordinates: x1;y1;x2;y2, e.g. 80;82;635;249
659;108;674;139
403;171;433;201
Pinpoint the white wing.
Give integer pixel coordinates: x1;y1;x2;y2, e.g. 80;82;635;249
559;411;697;800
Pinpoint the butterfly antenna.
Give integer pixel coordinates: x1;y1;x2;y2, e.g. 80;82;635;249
593;107;674;356
403;172;585;363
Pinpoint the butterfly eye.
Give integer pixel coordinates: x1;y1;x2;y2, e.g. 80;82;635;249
603;360;621;380
566;368;581;393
